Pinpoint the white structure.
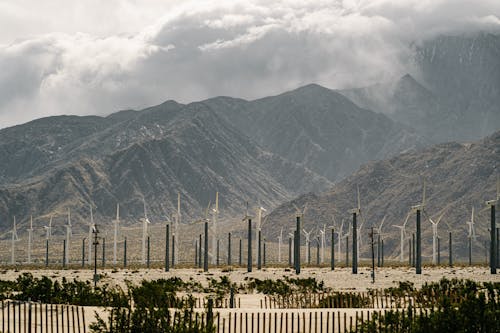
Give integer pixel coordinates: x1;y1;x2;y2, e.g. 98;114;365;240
44;216;53;240
302;228;313;262
65;208;72;265
11;217;18;265
255;204;266;264
113;204;120;265
393;211;411;262
88;205;96;265
319;224;326;264
277;227;283;263
141;199;150;264
466;206;476;241
428;209;447;264
27;215;34;264
211;192;219;264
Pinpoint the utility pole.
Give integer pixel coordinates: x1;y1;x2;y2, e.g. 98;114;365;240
369;227;376;283
93;225;99;288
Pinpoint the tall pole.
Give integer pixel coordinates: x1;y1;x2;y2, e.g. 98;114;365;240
352;213;357;274
377;234;381;267
82;238;86;268
194;240;198;267
228;233;231;266
147;236;150;268
239;238;242;266
63;240;66;269
204;221;209;272
468;237;472;266
381;240;384;267
331;228;335;270
497;228;500;269
490;205;496;274
46;239;49;267
198;234;202;268
123;237;127;268
165;224;170;272
171;234;175;268
416;210;422;274
247;219;252;272
449;232;453;267
102;238;105;268
295;216;301;274
257;230;262;270
263;238;266;266
93;226;99;288
370;227;375;283
437;237;441;265
346;236;349;267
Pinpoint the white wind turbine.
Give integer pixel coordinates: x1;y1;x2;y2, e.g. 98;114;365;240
65;208;72;265
174;192;181;265
428;208;448;264
355;186;365;260
140;199;151;265
277;227;283;263
319;224;326;264
211;192;219;265
302;228;313;263
466;206;477;241
44;216;53;240
393;211;411;262
27;215;34;264
255;204;267;264
87;204;96;265
11;216;19;265
113;204;120;266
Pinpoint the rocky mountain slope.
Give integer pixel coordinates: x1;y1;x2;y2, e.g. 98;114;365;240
342;33;500;144
263;130;500;261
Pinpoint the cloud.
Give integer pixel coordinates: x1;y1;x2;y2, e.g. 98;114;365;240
0;0;499;128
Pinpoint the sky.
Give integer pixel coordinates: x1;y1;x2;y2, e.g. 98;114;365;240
1;0;499;128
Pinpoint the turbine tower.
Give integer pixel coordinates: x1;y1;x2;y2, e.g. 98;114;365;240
466;206;477;265
174;192;181;265
113;204;120;266
44;216;53;240
428;209;447;265
319;224;326;264
11;217;19;265
255;204;266;264
393;211;411;262
211;192;219;265
65;208;72;265
87;204;96;265
27;215;34;264
348;185;363;273
302;228;313;264
141;199;151;265
277;227;283;263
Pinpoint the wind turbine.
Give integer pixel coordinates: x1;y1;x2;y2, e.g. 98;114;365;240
302;228;313;264
255;204;267;265
348;185;363;273
428;208;448;265
393;211;411;262
375;215;386;266
319;224;326;264
174;192;181;265
211;192;219;265
277;227;283;263
140;199;151;265
65;208;72;265
113;204;120;266
87;204;96;265
10;217;19;265
466;206;477;265
410;179;427;274
27;215;34;264
44;216;53;240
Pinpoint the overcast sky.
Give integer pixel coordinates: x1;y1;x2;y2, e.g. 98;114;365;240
1;0;499;128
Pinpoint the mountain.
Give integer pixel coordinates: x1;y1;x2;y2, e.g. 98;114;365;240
263;130;500;261
206;84;425;181
0;102;332;229
342;33;500;144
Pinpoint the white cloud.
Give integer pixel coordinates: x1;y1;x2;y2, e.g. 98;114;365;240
0;0;499;128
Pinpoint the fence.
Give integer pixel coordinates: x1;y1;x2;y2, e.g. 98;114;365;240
0;300;86;333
